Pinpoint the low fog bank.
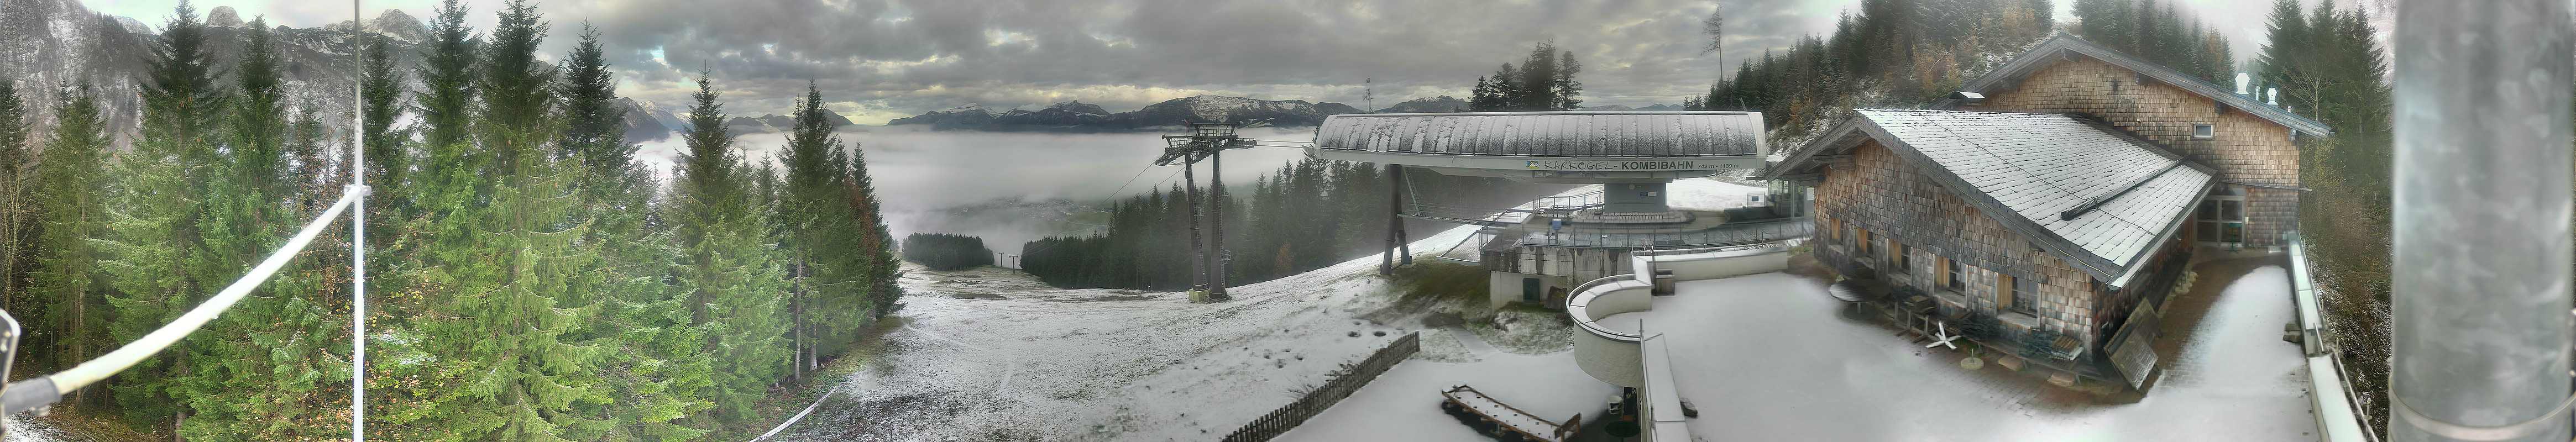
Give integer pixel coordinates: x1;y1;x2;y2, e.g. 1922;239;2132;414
633;126;1317;257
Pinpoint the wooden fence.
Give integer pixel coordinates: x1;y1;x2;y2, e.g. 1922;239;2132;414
1220;332;1421;442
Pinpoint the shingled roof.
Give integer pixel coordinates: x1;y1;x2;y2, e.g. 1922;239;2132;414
1933;33;2333;138
1771;109;2216;285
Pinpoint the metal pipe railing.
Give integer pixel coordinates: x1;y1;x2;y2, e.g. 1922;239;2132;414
0;190;360;415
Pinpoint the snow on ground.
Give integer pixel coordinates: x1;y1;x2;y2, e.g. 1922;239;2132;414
3;415;76;442
773;225;1485;441
1276;342;1619;441
1653;270;2313;440
1665;178;1766;210
1464;310;1576;355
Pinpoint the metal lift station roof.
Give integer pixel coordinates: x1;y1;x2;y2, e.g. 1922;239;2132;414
1306;111;1770;182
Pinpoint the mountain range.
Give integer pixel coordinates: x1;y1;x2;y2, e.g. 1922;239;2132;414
1;1;432;145
884;95;1699;132
1;2;802;146
887;96;1363;132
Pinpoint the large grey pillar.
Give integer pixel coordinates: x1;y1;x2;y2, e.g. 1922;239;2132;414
2392;1;2574;441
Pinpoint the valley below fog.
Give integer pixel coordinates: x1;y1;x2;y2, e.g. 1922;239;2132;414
633;125;1318;256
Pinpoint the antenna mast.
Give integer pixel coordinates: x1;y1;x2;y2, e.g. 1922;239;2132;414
349;2;371;441
1364;78;1374;113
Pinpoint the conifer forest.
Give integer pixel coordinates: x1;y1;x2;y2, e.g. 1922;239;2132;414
0;1;900;440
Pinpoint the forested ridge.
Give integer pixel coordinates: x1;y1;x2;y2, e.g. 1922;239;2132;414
0;1;903;440
1020;160;1568;291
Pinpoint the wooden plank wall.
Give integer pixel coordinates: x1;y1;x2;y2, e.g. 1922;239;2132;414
1814;140;2106;344
1973;56;2301;246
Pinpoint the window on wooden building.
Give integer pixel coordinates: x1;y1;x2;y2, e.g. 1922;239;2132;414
2009;276;2038;315
1894;244;1911;274
1945;259;1965;292
2192;124;2216;140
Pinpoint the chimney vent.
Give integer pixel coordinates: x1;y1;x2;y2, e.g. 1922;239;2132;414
1948;91;1987;110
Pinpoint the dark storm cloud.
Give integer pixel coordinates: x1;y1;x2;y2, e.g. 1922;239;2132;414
564;0;1842;119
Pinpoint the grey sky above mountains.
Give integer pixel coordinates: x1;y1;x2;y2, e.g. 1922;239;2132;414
88;0;2281;124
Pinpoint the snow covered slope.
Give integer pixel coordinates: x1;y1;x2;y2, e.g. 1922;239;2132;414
772;225;1485;441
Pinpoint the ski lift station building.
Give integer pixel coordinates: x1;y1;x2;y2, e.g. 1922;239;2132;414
1307;111;1808;309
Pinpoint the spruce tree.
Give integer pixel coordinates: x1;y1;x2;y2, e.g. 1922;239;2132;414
384;2;608;440
1515;44;1558;111
104;2;230;424
0;78;28;316
777;82;836;378
374;2;484;436
417;0;477;154
557;24;712;441
30;82;110;409
1551;50;1582;110
838;138;902;320
2259;0;2311;104
175;17;355;440
1468;43;1582;111
1473;67;1504;112
361;29;411;217
777;82;885;373
672;74;789;423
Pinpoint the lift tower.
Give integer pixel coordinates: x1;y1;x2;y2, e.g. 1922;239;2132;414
1157;122;1255;301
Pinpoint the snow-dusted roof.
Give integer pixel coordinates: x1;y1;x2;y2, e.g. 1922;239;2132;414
1774;109;2214;283
1936;33;2333;138
1313;111;1766;157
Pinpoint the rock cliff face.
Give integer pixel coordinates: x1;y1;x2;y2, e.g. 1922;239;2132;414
613;98;670;142
887;96;1361;132
1;2;434;145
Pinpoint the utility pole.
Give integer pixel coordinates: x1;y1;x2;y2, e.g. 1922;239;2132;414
2391;1;2574;441
1364;78;1374;113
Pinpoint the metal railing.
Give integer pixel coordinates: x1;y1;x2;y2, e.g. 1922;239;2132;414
1531;190;1605;213
2285;231;2375;442
0;186;365;422
1518;218;1813;249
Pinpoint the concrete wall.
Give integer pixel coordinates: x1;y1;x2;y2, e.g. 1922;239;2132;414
1573;327;1644;388
1640;336;1692;441
1976;56;2300;247
1633;248;1789;282
1570;283;1654;388
1603;182;1669;213
1489;271;1572;309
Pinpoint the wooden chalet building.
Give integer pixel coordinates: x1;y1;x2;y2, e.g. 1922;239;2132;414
1766;33;2329;378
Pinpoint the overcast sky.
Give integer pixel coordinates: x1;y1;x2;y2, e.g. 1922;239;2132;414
88;0;2294;124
